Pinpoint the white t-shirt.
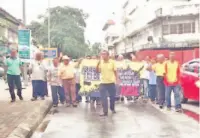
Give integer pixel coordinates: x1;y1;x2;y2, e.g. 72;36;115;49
140;62;150;80
29;60;47;81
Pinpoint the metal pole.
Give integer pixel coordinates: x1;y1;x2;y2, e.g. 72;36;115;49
48;0;51;48
23;0;26;25
22;0;28;87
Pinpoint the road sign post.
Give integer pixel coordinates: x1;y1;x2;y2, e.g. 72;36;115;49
18;29;31;87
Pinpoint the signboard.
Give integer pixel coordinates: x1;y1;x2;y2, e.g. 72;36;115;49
117;68;140;96
18;29;31;62
0;46;9;55
40;48;57;59
82;66;100;82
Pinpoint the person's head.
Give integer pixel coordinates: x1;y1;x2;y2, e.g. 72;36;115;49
169;52;175;61
110;53;115;60
86;55;91;59
135;52;142;61
62;55;70;65
157;54;165;63
145;56;150;62
52;57;59;67
151;58;156;64
10;49;17;58
35;52;42;61
131;54;136;61
91;56;96;59
101;50;109;61
118;54;124;61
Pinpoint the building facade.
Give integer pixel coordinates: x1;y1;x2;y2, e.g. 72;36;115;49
0;7;21;55
104;0;200;56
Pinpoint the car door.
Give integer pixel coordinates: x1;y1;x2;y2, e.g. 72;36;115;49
182;61;199;101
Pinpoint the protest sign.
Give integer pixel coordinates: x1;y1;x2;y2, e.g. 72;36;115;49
117;68;140;96
79;59;100;96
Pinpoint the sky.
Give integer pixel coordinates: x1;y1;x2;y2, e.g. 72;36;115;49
0;0;125;43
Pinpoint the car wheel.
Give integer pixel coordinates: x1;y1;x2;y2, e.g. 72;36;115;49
179;87;188;103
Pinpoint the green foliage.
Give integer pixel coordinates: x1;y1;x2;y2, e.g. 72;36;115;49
28;6;90;58
89;42;102;56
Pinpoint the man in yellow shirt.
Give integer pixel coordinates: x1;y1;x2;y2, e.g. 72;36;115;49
58;55;77;107
165;52;182;112
97;50;118;116
152;54;165;108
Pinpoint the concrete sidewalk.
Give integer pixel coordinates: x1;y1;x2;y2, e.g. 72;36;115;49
0;80;52;138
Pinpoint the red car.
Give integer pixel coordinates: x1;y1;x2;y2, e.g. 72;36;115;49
180;59;200;103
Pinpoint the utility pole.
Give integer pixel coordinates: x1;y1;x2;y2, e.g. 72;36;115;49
22;0;26;25
48;0;51;48
22;0;28;87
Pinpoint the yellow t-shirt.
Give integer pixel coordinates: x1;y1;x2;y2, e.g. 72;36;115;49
99;59;116;84
165;61;179;83
153;62;166;76
58;63;75;79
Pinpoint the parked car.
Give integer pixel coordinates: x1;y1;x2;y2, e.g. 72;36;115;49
180;59;200;103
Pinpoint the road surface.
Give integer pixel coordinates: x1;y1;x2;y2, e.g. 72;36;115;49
32;101;200;138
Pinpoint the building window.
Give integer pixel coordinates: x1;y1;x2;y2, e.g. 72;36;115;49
163;25;169;35
183;23;191;33
192;22;195;33
170;24;177;34
177;24;183;34
163;22;195;35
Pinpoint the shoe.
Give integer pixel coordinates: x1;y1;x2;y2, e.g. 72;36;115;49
10;99;16;103
121;97;124;102
72;104;78;108
53;104;58;107
31;97;37;101
99;112;108;117
111;110;116;114
66;103;71;107
175;108;182;113
167;107;171;111
159;105;163;109
19;96;23;100
41;97;45;100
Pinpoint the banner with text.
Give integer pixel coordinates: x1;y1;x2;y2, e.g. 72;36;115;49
117;68;140;96
79;59;100;96
18;29;31;62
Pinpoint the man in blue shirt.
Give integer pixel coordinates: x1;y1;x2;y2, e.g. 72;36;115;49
4;49;23;102
148;59;157;103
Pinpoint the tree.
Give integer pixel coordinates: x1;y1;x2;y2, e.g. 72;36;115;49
87;42;102;56
28;6;90;58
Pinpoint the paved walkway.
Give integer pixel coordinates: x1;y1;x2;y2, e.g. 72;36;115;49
33;102;200;138
0;80;51;138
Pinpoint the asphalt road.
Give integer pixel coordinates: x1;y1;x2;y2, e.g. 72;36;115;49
32;101;200;138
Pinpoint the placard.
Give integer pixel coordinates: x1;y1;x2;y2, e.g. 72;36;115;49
117;68;140;96
82;66;100;82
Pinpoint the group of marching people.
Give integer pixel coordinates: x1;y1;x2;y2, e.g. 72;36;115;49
113;51;182;112
4;48;182;116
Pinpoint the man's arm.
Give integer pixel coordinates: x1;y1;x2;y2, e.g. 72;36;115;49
96;60;101;73
3;59;8;80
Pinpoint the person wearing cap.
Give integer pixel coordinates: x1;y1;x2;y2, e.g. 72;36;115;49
29;51;47;101
58;55;77;107
97;50;118;116
152;54;166;108
165;52;182;112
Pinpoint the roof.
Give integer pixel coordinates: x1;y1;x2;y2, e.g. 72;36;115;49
0;7;22;25
102;20;115;31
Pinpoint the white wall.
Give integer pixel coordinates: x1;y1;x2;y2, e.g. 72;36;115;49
115;41;125;54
